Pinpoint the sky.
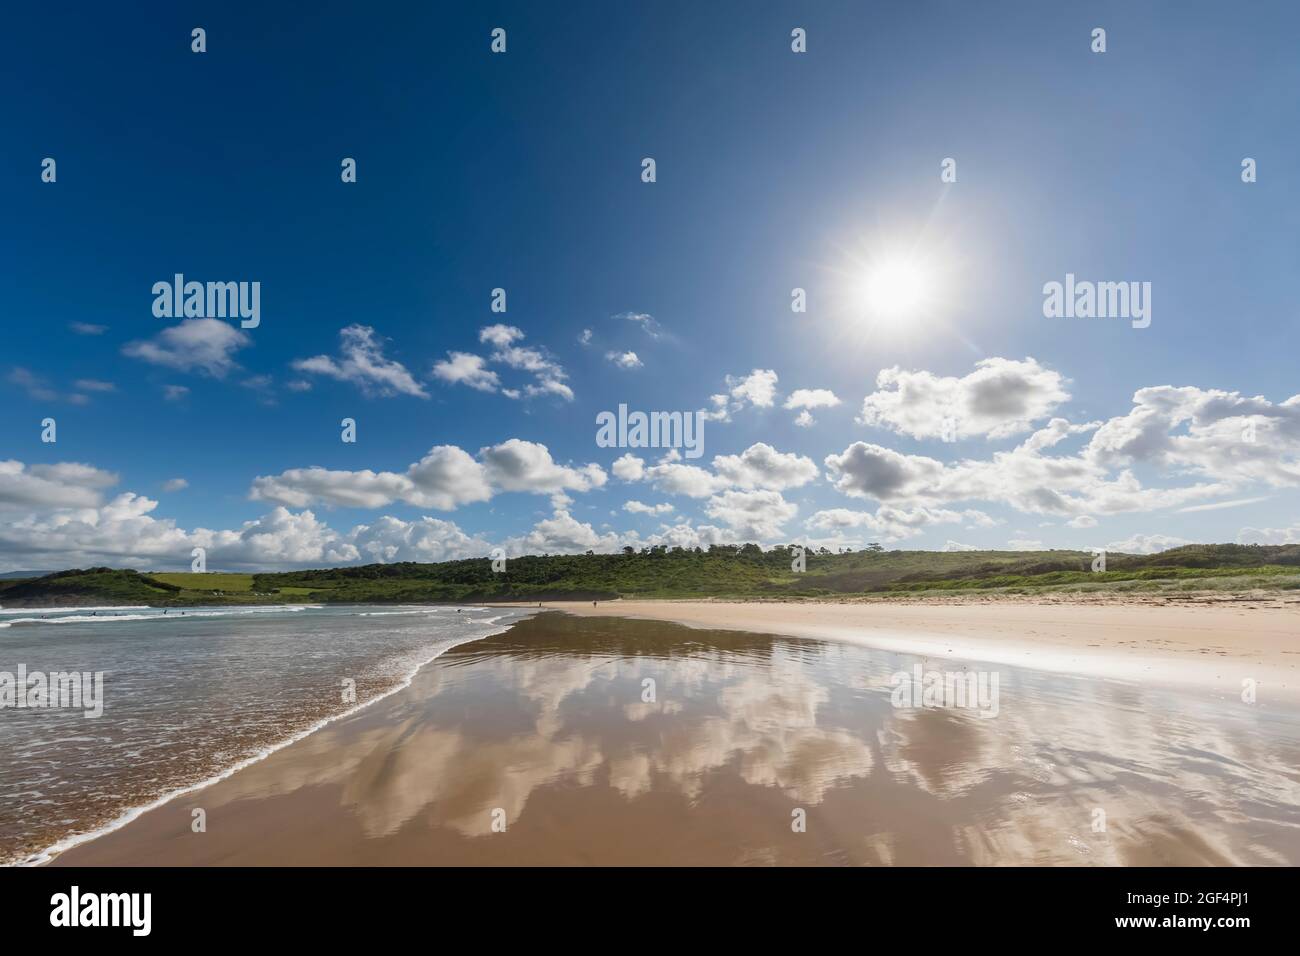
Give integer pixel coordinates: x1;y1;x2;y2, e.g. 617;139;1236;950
2;1;1299;572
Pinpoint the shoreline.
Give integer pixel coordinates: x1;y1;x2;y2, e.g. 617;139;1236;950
20;610;528;867
543;598;1300;705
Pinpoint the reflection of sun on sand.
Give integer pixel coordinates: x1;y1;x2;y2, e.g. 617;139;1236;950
550;598;1300;703
48;613;1300;867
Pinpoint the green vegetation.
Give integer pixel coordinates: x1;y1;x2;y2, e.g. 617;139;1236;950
148;572;256;592
3;543;1298;608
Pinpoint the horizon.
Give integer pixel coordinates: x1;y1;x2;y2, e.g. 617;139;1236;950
4;1;1300;574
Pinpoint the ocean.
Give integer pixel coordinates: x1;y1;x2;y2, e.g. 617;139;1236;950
0;603;529;865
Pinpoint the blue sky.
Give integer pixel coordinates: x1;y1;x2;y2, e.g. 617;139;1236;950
3;1;1299;571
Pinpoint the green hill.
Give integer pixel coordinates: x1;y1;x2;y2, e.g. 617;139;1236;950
3;543;1298;608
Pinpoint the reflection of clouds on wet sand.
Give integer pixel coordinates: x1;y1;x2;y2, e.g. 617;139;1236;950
170;615;1300;865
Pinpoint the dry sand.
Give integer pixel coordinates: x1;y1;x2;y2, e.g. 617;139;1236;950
547;596;1300;703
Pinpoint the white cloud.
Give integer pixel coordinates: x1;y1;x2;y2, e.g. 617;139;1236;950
251;440;601;510
605;350;643;369
704;489;797;540
613;311;666;340
712;443;819;491
432;352;500;392
611;453;645;482
1236;523;1300;545
479;439;606;494
727;369;778;408
123;318;251;378
504;509;624;556
858;357;1069;440
1006;538;1045;550
1105;533;1190;554
438;325;575;401
69;322;107;335
806;505;994;542
784;388;840;427
0;460;118;510
1067;515;1097;528
784;389;840;410
161;478;189;492
624;500;674;515
292;325;427;398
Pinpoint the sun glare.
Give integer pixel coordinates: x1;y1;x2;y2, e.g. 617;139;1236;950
856;259;930;320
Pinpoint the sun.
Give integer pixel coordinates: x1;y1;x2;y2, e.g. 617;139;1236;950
857;259;929;318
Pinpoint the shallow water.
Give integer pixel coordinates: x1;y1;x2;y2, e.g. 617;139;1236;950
48;613;1300;866
0;604;527;864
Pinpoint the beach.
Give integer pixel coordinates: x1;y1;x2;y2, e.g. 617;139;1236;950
47;607;1300;866
552;596;1300;703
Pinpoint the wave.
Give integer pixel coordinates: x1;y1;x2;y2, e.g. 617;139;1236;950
16;609;531;866
0;606;150;615
0;606;322;627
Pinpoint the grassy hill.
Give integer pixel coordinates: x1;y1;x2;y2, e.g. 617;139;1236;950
3;543;1299;608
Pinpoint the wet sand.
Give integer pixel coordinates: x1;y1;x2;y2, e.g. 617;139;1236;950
52;613;1300;866
552;598;1300;703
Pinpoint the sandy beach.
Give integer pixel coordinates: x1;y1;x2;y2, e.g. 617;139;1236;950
549;597;1300;704
48;608;1300;866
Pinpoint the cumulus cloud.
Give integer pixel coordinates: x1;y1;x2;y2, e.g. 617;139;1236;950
806;506;995;543
161;478;189;492
704;489;798;540
503;509;624;556
712;443;818;491
641;456;729;499
481;325;573;400
431;352;500;392
0;460;118;510
623;500;674;515
727;369;778;408
784;388;840;427
436;326;574;401
123;318;251;378
251;440;601;510
0;459;510;572
611;453;645;482
785;388;840;410
858;357;1069;440
1236;523;1300;545
479;439;606;494
822;414;1235;518
1104;533;1190;554
605;350;643;369
704;369;780;422
292;324;427;398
